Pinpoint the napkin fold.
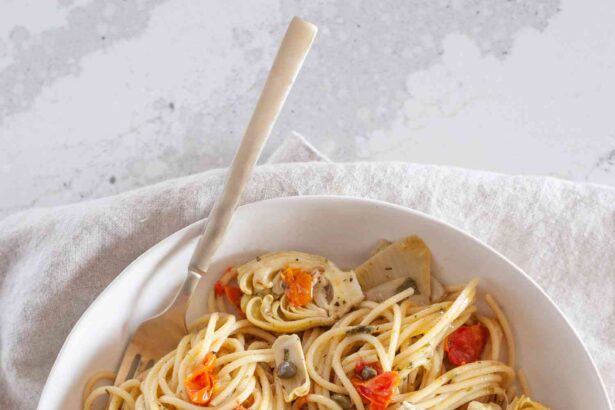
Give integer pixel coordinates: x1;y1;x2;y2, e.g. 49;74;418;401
0;133;613;409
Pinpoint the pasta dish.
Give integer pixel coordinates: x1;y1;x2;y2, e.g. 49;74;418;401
84;236;550;410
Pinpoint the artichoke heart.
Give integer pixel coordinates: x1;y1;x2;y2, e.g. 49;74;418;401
272;334;310;402
468;402;501;410
506;396;551;410
356;235;431;300
237;251;364;332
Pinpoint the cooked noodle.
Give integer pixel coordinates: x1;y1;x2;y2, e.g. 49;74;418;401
83;240;550;410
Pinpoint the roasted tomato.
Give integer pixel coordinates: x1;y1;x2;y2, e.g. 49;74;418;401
282;267;313;307
224;286;243;311
214;280;225;296
214;275;243;313
184;352;217;405
444;323;489;366
351;361;399;410
292;396;309;410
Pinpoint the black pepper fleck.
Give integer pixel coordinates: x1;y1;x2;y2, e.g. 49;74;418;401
346;325;375;335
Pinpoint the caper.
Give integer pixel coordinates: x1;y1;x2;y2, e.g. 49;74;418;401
395;277;418;294
277;360;297;379
360;366;377;380
331;394;353;409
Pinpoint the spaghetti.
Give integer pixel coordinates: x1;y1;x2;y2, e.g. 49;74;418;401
83;238;550;410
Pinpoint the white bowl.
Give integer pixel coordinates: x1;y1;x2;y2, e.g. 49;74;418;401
38;196;612;409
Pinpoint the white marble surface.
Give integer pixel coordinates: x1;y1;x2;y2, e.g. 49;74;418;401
1;0;615;219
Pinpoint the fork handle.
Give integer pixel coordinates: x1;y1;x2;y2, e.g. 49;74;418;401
188;17;318;275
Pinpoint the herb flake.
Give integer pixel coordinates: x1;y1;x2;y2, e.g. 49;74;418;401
346;325;375;335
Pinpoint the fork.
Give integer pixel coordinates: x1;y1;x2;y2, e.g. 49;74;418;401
108;16;318;396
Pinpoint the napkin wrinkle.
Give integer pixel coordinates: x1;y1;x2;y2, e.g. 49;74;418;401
265;131;331;164
0;138;613;409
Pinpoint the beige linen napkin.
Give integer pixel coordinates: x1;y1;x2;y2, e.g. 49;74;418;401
0;133;613;409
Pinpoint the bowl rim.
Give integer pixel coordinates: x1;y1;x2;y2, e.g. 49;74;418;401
38;194;613;409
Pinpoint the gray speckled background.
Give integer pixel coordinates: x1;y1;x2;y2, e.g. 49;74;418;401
1;0;615;218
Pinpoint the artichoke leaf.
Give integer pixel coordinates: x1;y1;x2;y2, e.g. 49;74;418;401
431;275;445;301
356;235;431;299
507;396;551;410
468;402;501;410
272;334;310;402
